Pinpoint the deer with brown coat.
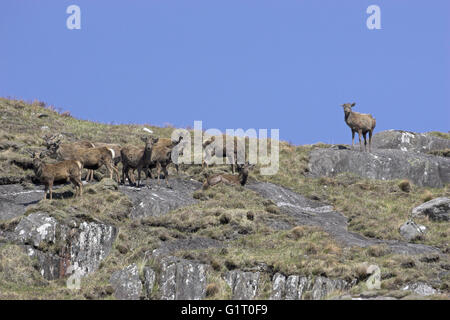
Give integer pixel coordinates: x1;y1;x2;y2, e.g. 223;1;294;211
341;103;376;152
31;153;83;200
202;163;252;190
120;136;158;187
44;136;120;182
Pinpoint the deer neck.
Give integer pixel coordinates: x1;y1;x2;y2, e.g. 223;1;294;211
143;147;153;161
33;160;44;176
344;110;352;124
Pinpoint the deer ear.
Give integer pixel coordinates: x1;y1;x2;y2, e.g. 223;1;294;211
152;137;159;144
351;103;356;107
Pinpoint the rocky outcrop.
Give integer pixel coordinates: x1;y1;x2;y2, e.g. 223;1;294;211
0;184;44;220
308;148;450;187
143;267;156;298
402;282;438;296
110;264;143;300
120;178;201;219
151;255;208;300
247;182;439;255
8;212;117;280
270;273;350;300
371;130;450;153
412;197;450;222
224;270;260;300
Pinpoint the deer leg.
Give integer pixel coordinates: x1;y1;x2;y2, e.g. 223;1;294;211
358;130;363;151
363;132;368;152
144;167;151;188
70;178;77;197
351;130;355;150
147;167;153;179
163;165;171;188
111;164;120;182
121;165;126;185
76;177;83;197
49;180;54;200
137;167;142;188
156;162;162;186
71;177;80;197
43;184;48;200
125;167;135;186
369;130;373;153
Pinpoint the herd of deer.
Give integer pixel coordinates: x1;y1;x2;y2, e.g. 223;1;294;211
31;103;375;200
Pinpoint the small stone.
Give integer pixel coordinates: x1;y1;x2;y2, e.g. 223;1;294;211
402;282;438;296
399;220;426;241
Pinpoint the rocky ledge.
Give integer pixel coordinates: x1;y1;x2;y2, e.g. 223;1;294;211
309;148;450;188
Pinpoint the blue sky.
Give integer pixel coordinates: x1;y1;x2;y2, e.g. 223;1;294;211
0;0;448;145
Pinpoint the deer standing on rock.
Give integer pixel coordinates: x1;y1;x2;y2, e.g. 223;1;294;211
341;102;376;152
121;136;158;188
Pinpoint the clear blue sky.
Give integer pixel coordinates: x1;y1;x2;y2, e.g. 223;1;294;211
0;0;448;145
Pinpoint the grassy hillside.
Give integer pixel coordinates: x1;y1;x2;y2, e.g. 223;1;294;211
0;97;449;299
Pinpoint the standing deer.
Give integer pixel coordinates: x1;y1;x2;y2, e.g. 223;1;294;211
44;135;119;182
120;136;158;187
31;153;83;200
150;136;184;188
341;103;376;152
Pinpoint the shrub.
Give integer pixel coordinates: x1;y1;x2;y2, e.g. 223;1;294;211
206;283;219;297
421;190;434;203
398;180;411;193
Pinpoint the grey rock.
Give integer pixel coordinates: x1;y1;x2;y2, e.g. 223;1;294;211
224;270;260;300
269;273;286;300
14;212;58;247
269;273;350;300
98;178;118;191
402;282;438;296
247;182;438;255
68;220;117;277
412;197;450;222
24;245;60;279
308;148;450;188
311;277;349;300
157;256;208;300
285;275;312;300
371;130;450;153
399;220;426;241
110;264;143;300
143;267;156;298
119;178;201;219
0;184;44;220
9;212;117;280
